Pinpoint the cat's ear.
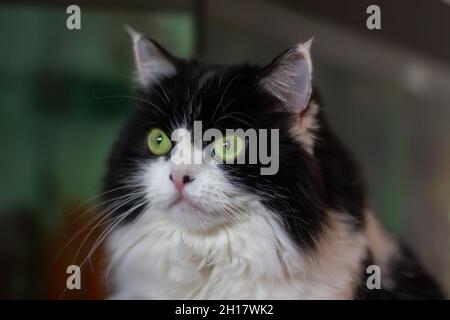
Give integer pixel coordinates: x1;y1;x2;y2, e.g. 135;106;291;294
126;26;177;88
259;39;313;114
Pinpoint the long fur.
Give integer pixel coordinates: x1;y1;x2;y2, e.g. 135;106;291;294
102;36;444;299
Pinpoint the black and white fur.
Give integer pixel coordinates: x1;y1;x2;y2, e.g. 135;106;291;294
103;29;444;299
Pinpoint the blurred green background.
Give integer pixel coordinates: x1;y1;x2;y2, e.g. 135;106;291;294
0;0;449;298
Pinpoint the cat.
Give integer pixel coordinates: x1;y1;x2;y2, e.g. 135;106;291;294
102;28;444;299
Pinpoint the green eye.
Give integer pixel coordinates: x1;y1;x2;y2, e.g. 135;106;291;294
213;135;245;162
147;128;172;156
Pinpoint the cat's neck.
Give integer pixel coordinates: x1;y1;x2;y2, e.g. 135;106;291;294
106;204;368;299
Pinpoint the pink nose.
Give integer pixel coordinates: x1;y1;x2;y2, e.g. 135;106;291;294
169;172;194;191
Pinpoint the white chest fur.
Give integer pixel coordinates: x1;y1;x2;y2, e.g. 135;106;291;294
106;206;367;299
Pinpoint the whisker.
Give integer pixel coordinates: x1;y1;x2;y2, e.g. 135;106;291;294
81;200;148;271
71;192;145;267
53;190;144;264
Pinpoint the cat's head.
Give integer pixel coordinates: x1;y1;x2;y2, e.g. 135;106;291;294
103;29;326;246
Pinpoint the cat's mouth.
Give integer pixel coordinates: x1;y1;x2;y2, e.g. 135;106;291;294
168;192;224;231
172;193;204;212
167;190;249;231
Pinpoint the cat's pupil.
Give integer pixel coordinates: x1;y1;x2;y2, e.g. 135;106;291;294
156;135;163;144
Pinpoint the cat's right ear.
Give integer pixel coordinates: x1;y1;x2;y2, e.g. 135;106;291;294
126;26;177;88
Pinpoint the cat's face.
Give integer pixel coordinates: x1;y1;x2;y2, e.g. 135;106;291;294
104;29;325;243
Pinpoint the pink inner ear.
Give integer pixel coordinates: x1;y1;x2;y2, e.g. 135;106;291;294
259;43;313;114
289;56;312;113
287;78;312;114
290;91;310;114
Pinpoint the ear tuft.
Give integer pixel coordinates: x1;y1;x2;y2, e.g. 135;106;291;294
259;39;314;114
125;25;177;88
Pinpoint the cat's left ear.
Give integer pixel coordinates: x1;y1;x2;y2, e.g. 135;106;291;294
259;39;313;114
126;26;177;88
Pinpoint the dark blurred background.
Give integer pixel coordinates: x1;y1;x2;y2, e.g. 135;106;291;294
0;0;449;299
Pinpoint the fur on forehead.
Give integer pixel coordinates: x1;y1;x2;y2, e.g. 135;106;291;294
134;63;268;133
